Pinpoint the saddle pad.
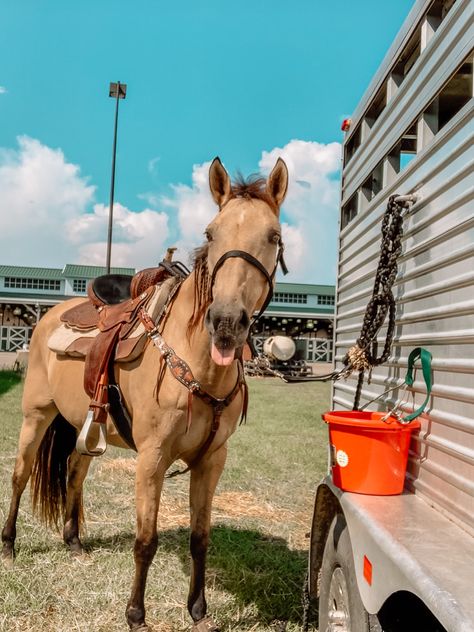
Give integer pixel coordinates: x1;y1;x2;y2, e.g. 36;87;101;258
48;276;180;363
48;324;100;357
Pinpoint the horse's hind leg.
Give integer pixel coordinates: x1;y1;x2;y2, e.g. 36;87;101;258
1;403;58;564
187;445;227;627
63;451;92;556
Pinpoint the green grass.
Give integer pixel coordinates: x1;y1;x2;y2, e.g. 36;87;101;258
0;373;330;631
0;370;22;398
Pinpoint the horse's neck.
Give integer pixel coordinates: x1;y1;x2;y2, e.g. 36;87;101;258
160;272;238;396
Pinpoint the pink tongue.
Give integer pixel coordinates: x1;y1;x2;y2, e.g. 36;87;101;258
211;343;235;366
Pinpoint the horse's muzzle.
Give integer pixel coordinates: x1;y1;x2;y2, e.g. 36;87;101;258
205;303;250;366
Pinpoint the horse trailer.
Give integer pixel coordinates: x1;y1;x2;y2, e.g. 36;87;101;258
309;1;474;630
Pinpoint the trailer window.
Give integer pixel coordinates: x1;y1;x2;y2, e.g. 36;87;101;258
344;122;361;166
389;27;422;96
438;57;473;129
341;193;358;229
402;33;421;76
361;160;384;207
387;123;418;177
420;54;473;140
427;0;457;24
364;84;387;129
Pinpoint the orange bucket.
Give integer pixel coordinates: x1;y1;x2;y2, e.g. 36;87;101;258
323;411;421;495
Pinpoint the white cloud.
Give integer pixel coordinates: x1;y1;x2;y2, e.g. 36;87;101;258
0;86;7;94
161;160;217;259
68;203;169;269
147;156;160;175
0;136;340;282
259;139;341;283
0;136;169;269
138;191;161;207
0;136;95;265
157;142;341;282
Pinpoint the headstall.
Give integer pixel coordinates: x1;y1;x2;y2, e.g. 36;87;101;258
209;241;288;321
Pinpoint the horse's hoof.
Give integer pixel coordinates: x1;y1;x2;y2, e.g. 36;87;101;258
65;536;84;557
69;544;86;559
71;552;92;565
1;550;14;569
1;542;15;568
192;616;220;632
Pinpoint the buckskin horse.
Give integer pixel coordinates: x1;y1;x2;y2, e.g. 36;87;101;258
1;157;289;631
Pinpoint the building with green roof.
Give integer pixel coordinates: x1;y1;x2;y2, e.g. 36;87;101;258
0;263;135;352
0;263;334;361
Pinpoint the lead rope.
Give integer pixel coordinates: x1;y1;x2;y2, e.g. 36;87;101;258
341;194;417;409
247;195;413;388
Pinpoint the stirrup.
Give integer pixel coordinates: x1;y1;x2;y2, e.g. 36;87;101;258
76;410;107;456
191;616;220;632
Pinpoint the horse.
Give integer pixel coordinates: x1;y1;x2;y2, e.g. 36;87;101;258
1;156;289;631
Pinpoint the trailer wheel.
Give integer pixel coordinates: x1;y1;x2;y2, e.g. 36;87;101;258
319;513;379;632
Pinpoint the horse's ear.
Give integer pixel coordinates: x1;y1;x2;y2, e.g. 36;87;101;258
266;158;288;209
209;157;232;208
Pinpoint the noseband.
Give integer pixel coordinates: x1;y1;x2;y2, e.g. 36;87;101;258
209;242;288;321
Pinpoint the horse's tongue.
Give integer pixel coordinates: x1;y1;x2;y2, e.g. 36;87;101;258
211;343;235;366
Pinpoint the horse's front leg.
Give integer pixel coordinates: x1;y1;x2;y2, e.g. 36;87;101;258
188;444;227;629
126;445;168;631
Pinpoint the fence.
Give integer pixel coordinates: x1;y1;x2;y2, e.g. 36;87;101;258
252;335;333;363
0;326;32;352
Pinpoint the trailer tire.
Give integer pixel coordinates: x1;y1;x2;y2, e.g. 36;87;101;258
319;513;380;632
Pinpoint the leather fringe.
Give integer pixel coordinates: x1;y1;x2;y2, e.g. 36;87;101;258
240;380;249;425
187;390;194;433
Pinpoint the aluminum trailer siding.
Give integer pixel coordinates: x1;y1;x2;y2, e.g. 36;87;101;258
309;1;474;630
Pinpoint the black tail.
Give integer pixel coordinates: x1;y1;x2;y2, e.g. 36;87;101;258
31;414;77;530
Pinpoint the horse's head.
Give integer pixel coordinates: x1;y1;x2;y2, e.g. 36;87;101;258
199;156;288;366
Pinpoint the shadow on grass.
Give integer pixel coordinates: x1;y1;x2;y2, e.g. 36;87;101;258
0;370;22;397
85;525;307;624
30;524;310;627
162;525;308;625
83;530;135;553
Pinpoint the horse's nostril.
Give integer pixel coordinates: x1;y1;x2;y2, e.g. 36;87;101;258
206;306;249;335
239;309;250;329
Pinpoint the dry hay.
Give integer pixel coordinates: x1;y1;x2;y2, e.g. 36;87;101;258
96;457;310;548
98;456;137;475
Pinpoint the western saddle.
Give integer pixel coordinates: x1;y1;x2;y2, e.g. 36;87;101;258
59;256;189;456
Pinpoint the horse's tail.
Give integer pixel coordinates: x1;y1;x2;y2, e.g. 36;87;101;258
31;414;78;530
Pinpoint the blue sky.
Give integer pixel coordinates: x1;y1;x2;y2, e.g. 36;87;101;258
0;1;414;282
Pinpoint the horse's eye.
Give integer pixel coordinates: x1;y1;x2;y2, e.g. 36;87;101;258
205;230;213;242
270;232;281;244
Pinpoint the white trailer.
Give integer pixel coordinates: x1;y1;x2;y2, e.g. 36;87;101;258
309;1;474;630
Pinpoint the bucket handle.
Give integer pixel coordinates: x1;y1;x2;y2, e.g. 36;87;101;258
361;347;432;423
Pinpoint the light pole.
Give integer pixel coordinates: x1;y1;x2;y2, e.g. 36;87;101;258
106;81;127;273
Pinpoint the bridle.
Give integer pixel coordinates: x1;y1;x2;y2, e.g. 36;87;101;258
138;238;288;477
209;241;288;321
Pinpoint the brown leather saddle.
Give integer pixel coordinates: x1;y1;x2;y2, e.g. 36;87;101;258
60;260;189;456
